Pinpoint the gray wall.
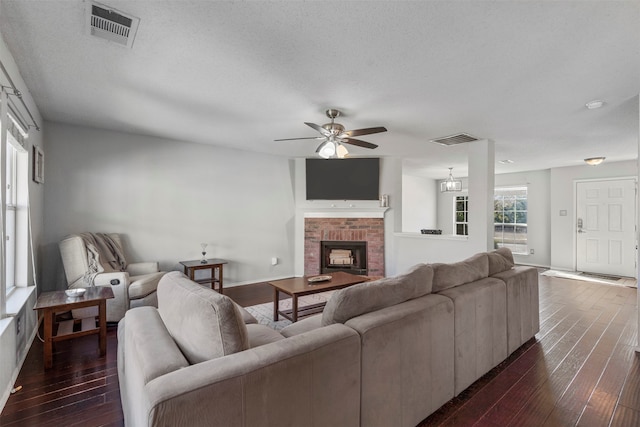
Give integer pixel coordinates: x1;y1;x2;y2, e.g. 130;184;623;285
42;122;297;291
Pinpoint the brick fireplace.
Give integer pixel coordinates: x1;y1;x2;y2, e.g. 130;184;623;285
304;217;384;277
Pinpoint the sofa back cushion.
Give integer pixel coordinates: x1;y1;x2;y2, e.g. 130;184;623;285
432;252;489;292
157;271;249;364
488;247;515;276
322;263;434;326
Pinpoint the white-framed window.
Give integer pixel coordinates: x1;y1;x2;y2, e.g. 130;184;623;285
494;186;528;254
5;141;17;296
0;112;29;305
455;195;469;236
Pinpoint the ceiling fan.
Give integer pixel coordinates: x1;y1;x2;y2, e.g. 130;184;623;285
275;109;387;158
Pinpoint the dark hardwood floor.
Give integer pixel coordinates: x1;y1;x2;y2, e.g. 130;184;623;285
1;274;638;426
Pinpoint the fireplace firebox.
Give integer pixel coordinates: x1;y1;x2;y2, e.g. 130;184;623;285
320;241;367;275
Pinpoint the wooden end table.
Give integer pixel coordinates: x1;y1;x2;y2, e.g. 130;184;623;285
180;258;227;293
268;271;369;322
33;286;114;369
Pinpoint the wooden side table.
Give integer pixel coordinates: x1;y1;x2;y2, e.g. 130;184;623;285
180;258;227;294
33;286;114;369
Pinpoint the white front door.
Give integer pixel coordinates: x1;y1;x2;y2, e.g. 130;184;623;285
576;179;637;278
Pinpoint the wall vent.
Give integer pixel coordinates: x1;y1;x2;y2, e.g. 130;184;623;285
88;2;140;48
430;133;479;146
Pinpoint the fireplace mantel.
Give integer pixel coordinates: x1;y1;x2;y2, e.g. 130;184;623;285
302;207;389;219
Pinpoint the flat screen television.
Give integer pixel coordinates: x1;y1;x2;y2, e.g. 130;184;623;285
306;158;380;200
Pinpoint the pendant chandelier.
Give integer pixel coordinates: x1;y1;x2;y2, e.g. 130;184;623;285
440;167;462;192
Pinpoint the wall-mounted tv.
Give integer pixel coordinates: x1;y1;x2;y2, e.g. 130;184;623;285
306;158;380;200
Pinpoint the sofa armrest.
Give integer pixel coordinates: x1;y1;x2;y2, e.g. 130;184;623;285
92;271;129;286
127;262;160;276
124;307;189;383
92;272;130;321
119;307;189;427
143;324;361;427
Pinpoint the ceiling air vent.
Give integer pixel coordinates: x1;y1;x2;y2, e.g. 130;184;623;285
430;133;479;146
88;2;140;48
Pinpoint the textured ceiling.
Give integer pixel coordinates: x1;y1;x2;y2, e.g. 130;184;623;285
0;0;638;178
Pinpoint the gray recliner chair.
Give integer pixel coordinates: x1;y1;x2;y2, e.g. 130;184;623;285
59;233;165;322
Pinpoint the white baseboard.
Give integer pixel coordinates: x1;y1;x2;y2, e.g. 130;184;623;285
515;262;551;269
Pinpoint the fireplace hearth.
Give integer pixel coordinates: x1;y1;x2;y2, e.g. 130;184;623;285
321;241;367;275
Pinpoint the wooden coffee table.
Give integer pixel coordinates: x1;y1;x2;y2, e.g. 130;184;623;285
269;271;369;322
34;286;114;369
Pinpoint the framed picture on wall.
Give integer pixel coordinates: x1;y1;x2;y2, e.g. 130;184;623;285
33;145;44;183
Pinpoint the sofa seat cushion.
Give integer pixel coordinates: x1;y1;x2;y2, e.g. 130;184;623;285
246;324;286;348
322;263;434;326
432;252;489;292
157;271;249;364
487;247;515;276
128;271;165;300
281;314;323;337
235;303;258;324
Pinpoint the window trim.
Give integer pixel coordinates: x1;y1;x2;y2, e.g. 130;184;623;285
0;94;31;318
454;194;469;236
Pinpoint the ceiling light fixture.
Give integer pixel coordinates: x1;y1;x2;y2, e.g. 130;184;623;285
498;159;514;164
440;167;462;192
584;157;605;166
585;100;605;110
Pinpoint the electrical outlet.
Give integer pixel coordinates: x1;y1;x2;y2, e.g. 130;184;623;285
530;249;535;255
271;257;278;266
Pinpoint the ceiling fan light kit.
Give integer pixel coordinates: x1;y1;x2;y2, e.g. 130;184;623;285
275;108;387;159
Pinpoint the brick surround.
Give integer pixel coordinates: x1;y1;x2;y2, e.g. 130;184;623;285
304;217;384;276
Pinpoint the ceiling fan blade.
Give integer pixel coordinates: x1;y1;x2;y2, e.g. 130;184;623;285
305;122;332;137
342;138;378;149
339;126;387;138
274;136;324;141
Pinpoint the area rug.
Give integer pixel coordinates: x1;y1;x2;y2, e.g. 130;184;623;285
541;269;637;288
245;291;334;330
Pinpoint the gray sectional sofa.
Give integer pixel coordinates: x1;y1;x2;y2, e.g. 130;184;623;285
118;248;538;427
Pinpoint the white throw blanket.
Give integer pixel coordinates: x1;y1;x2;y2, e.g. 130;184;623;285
79;232;127;286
